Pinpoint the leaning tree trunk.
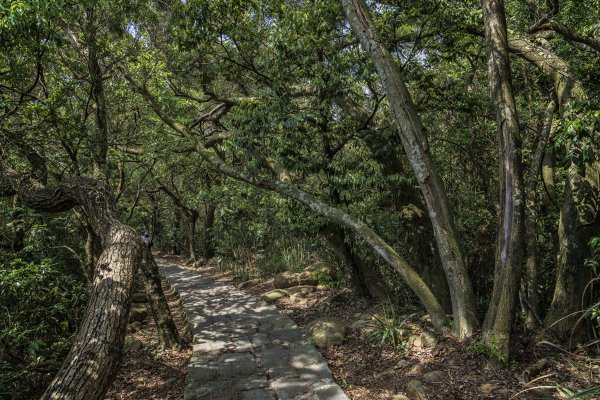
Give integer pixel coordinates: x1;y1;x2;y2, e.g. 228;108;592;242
481;0;526;362
341;0;476;338
0;175;143;400
129;78;451;332
140;249;182;348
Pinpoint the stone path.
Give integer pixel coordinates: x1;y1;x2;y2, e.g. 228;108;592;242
159;261;349;400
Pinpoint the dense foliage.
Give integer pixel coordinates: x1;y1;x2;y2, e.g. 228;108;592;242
1;0;599;397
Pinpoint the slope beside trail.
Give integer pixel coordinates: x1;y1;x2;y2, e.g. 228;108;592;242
158;258;349;400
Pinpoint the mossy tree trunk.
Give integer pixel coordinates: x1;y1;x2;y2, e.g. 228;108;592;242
1;175;142;400
481;0;526;361
341;0;476;338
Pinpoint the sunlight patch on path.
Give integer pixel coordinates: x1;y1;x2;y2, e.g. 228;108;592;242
159;261;348;400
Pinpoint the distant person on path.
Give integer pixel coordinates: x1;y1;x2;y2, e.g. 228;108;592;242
140;229;153;250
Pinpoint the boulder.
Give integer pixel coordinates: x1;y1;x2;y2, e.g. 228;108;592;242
304;261;337;276
285;285;316;295
298;271;318;286
408;331;438;350
422;370;445;383
272;271;318;288
274;271;301;289
306;317;345;348
129;321;143;333
131;292;148;303
129;305;148;323
405;380;428;400
391;395;410;400
261;289;288;303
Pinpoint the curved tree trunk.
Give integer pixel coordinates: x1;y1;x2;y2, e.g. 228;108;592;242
481;0;526;361
341;0;476;338
128;78;451;331
140;249;182;349
0;175;143;400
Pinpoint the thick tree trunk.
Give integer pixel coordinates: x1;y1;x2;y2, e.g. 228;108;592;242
0;175;143;400
202;203;216;259
341;0;476;338
544;166;596;341
140;249;182;348
481;0;526;361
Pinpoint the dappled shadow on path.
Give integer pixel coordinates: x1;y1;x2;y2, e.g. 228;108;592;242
159;261;348;400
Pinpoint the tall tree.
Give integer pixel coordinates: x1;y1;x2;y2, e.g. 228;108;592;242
341;0;477;339
480;0;525;360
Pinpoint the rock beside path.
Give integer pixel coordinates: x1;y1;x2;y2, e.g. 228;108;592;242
306;317;345;348
260;289;288;303
405;379;428;400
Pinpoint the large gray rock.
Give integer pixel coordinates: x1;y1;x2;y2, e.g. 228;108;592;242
405;380;428;400
286;285;316;295
273;271;318;289
422;370;445;383
408;331;438;350
306;317;345;348
304;261;337;277
261;289;288;303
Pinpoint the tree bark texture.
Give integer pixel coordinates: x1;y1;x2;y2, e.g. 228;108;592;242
481;0;526;360
341;0;476;338
0;174;143;400
322;223;389;301
545;164;597;341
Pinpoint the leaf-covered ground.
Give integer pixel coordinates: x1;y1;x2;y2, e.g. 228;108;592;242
108;255;599;399
105;275;191;400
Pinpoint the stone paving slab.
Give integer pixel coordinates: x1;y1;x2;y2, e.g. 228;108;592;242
159;261;349;400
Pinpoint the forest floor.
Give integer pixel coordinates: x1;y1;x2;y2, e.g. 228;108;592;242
192;257;600;400
108;254;599;399
105;273;192;400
